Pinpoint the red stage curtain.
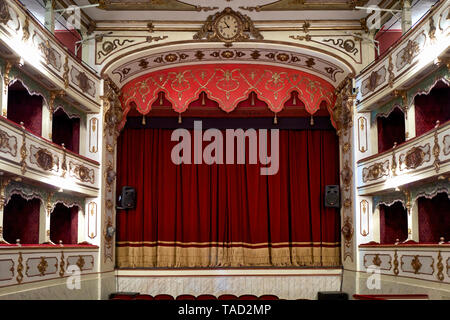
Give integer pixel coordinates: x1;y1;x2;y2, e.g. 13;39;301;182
379;202;408;244
418;192;450;243
377;107;405;153
116;128;340;268
414;82;450;136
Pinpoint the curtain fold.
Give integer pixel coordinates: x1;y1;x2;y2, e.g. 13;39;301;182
116;128;340;268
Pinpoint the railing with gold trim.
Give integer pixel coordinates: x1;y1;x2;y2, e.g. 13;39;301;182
0;246;98;288
358;243;450;284
0;116;100;196
0;0;101;112
355;1;449;112
356;120;450;195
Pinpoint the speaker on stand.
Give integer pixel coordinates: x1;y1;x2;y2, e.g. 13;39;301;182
324;185;340;208
117;186;136;210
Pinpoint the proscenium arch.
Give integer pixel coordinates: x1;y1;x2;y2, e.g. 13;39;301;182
101;40;356;89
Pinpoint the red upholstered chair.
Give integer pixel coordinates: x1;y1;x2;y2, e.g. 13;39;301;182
135;294;154;300
196;294;217;300
154;294;175;300
218;294;238;300
176;294;196;300
110;294;136;300
239;295;258;300
258;295;279;300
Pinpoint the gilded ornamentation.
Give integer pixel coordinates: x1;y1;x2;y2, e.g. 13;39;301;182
429;16;436;42
341;217;353;249
443;135;450;156
391;145;397;177
61;144;67;178
372;254;381;267
69;162;95;184
362;67;386;95
19;126;27;175
0;128;17;156
437;251;444;281
76;256;85;271
193;7;263;47
396;40;420;71
146;35;168;43
289;34;312;42
388;55;395;88
105;161;116;193
194;6;219;12
331;76;354;136
97;38;134;61
323;38;358;56
22;16;29;41
37;257;48;276
340;161;353;191
30;146;58;172
393;250;399;276
102;77;123;139
38;40;62;71
343;142;351;154
399;144;431;170
16;252;23;284
433;121;441;172
63;56;69;89
70;67;95;97
0;0;10;25
411;255;422;274
360;200;369;237
59;252;65;277
3;60;12;93
48;90;65;121
362;160;390;183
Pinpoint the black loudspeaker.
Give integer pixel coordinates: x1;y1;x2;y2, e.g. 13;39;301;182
317;292;348;300
117;186;136;209
325;185;340;208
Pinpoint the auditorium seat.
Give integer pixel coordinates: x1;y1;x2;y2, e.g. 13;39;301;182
176;294;196;300
110;293;137;300
154;294;175;300
238;294;258;300
258;295;279;300
218;294;238;300
196;294;217;300
135;294;154;300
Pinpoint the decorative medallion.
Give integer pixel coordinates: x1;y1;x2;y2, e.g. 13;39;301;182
341;217;353;249
362;160;390;183
399;144;431;170
69;161;95;184
0;129;17;156
38;40;62;71
361;67;386;96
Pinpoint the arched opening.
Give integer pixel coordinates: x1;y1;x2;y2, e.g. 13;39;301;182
418;192;450;243
377;107;405;153
414;80;450;136
50;203;79;245
52;107;80;153
379;202;408;244
3;194;41;244
7;80;44;136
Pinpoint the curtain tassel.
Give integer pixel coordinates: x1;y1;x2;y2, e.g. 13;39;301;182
201;92;206;106
273;113;278;125
142;115;146;125
178;113;182;124
159;92;164;106
293;93;297;105
310;115;314;126
251;92;255;106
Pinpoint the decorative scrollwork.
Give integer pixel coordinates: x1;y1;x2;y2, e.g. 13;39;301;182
323;38;358;56
437;251;444;281
59;251;65;277
16;252;23;284
393;250;399;276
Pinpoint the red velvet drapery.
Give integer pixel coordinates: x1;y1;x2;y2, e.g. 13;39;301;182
377;107;405;153
379;202;408;244
3;194;40;244
418;193;450;243
50;203;79;245
116;127;340;268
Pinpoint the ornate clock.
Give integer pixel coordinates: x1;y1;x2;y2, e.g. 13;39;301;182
194;7;263;47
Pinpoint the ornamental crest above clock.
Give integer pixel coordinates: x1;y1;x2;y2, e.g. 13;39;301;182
194;7;263;47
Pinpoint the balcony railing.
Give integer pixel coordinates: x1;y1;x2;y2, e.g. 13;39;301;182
0;245;98;288
356;120;450;195
0;0;101;112
355;0;449;111
0;116;100;196
359;243;450;284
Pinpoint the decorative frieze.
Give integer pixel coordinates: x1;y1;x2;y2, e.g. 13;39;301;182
362;160;390;183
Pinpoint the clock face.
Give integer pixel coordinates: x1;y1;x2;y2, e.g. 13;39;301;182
216;14;240;40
